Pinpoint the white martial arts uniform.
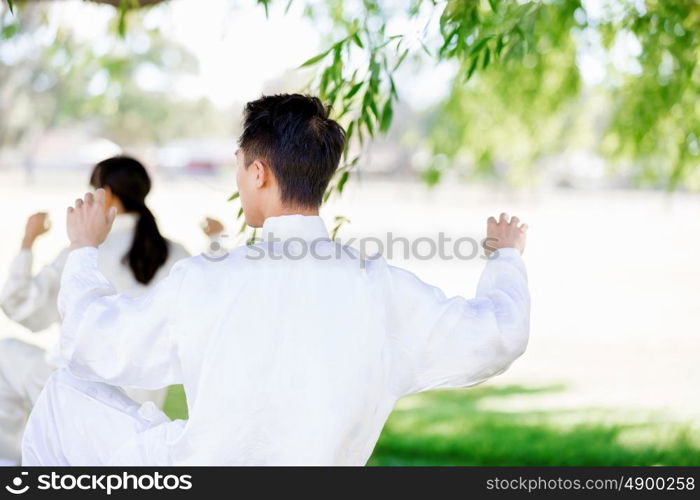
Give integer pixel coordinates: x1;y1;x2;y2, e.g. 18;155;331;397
22;214;530;466
0;214;189;464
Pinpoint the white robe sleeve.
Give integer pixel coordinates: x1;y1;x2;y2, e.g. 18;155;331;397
58;247;187;389
0;249;69;332
387;248;530;396
168;241;191;262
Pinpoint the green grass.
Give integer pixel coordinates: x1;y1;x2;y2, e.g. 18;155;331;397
164;384;188;420
163;384;700;466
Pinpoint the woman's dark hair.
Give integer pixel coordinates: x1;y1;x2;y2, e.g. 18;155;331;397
90;156;169;285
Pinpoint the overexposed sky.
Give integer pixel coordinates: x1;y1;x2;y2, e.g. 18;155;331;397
144;0;322;105
32;0;454;109
5;0;643;108
33;0;460;109
43;0;321;106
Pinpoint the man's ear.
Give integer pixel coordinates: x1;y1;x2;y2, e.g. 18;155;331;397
251;159;269;188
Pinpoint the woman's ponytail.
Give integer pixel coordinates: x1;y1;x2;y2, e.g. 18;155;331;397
127;203;169;285
90;156;169;285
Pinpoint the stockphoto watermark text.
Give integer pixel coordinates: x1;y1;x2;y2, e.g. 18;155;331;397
203;232;512;265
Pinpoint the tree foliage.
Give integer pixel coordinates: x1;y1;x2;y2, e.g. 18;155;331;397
0;6;231;149
2;0;700;190
600;0;700;189
296;0;700;190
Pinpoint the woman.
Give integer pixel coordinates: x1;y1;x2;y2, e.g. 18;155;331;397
0;155;223;465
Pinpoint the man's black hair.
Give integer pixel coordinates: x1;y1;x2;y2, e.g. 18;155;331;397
239;93;346;207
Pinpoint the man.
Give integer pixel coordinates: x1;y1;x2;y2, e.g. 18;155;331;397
22;94;529;465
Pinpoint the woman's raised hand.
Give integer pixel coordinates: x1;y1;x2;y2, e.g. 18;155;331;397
201;217;225;237
21;212;51;250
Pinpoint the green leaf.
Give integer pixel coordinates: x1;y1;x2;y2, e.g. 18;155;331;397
345;120;355;141
1;22;18;39
337;171;350;193
6;0;14;14
393;48;410;71
246;228;258;246
319;67;331;96
363;112;375;136
323;186;334;203
470;36;492;56
482;47;491;69
439;28;459;56
418;39;432;57
331;224;341;240
227;191;240;202
389;75;398;99
115;0;140;37
495;35;504;56
421;167;441;187
352;33;364;49
330;216;350;240
344;82;363;100
299;48;332;68
257;0;270;18
326;82;342;105
465;55;479;80
367;97;379;120
379;99;393;133
514;24;526;42
118;0;128;38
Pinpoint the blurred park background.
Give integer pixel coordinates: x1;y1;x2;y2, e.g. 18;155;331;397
0;0;699;465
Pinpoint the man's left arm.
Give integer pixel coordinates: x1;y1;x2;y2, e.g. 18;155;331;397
387;213;530;397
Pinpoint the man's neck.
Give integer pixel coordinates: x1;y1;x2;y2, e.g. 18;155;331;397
264;205;319;219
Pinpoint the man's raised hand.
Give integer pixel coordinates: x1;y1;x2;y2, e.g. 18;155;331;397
66;189;117;250
484;212;528;256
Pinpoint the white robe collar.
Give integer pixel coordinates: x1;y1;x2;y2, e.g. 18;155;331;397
111;213;139;233
261;215;329;242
